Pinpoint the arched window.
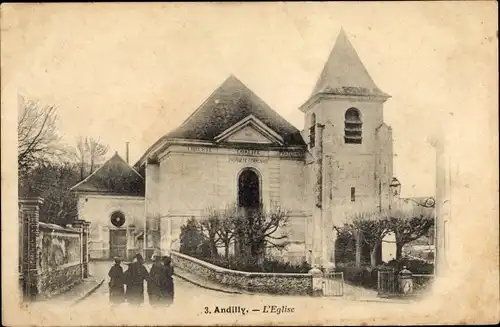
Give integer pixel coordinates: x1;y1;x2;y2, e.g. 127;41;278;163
344;108;362;144
110;211;126;227
309;113;316;148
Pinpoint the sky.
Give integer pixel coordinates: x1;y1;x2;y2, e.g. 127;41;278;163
2;2;497;197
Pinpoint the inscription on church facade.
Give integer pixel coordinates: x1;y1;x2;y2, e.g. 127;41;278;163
279;150;303;158
237;149;260;156
229;157;269;164
187;146;213;153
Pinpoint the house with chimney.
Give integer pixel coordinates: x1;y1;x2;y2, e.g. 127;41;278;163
72;29;402;266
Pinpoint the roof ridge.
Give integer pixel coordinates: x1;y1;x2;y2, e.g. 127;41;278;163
310;29;386;98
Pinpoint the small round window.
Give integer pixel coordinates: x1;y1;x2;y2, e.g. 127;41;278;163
110;211;126;227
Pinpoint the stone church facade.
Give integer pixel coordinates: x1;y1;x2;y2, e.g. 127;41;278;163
72;29;398;267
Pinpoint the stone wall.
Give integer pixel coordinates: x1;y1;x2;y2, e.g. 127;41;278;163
171;251;313;295
38;263;82;299
19;197;91;301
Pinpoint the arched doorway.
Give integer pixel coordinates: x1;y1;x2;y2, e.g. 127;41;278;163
238;169;260;209
235;168;261;261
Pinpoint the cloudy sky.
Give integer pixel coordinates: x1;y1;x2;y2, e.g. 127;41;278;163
2;2;496;197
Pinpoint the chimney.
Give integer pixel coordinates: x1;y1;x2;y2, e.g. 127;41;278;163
126;142;130;164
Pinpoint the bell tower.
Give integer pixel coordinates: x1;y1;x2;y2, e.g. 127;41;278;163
301;29;394;268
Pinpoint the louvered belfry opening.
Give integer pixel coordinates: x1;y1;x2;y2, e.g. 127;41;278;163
344;108;362;144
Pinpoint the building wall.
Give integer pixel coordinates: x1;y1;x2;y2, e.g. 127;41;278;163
305;97;393;224
77;194;145;259
302;96;393;267
154;144;307;255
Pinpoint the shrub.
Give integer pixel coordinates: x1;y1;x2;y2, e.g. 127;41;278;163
386;258;434;274
334;258;434;291
190;253;311;274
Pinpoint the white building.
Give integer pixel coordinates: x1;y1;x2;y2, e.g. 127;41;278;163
72;29;397;266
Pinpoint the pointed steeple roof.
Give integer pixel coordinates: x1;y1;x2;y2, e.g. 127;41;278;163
70;152;145;196
310;29;389;99
164;75;305;145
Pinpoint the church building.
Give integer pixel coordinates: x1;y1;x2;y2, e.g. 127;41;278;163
72;29;397;267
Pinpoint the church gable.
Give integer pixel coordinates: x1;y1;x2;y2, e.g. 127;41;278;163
215;115;284;145
224;125;273;144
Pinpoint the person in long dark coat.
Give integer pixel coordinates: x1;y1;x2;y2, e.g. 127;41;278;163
162;256;174;305
108;258;125;304
147;255;165;306
124;254;149;305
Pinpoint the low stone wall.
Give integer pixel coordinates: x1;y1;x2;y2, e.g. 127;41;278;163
38;263;82;299
171;251;313;295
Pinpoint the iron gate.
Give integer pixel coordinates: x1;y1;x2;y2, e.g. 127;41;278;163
377;269;397;295
323;271;344;296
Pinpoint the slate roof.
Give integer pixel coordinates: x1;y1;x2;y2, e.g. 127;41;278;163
310;28;389;99
165;75;305;146
71;152;145;196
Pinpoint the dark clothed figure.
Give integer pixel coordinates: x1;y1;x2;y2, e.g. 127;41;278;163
148;256;165;306
124;254;149;305
108;258;125;304
162;256;175;305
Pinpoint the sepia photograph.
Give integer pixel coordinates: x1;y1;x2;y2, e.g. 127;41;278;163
1;2;498;326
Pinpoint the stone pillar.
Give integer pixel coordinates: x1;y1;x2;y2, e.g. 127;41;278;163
312;124;325;267
308;266;324;296
19;197;44;301
72;219;86;280
322;154;335;271
82;221;90;278
127;225;137;260
102;226;110;259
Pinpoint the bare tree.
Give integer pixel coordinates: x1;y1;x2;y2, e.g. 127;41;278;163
387;206;434;260
19;161;80;225
75;136;109;179
215;205;239;260
234;206;290;266
335;211;391;268
87;137;109;174
76;137;88;180
17;96;61;174
199;208;223;258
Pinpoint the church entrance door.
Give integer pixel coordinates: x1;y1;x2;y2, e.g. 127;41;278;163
109;229;127;259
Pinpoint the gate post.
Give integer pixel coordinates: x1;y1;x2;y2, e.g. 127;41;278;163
309;266;324;296
82;221;91;278
19;197;44;301
72;219;86;280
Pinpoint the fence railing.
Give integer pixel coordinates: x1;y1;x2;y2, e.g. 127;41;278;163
377;269;434;296
323;271;344;296
377;269;397;295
